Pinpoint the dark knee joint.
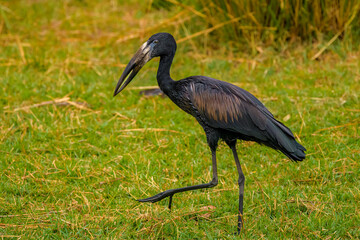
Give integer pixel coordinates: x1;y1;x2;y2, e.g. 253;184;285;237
238;174;245;185
210;177;218;187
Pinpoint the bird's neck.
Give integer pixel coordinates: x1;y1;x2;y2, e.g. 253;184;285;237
157;54;175;93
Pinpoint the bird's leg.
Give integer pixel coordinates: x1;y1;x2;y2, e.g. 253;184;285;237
231;144;245;235
137;149;218;210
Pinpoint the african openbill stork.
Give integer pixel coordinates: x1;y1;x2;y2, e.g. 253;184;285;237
113;32;306;234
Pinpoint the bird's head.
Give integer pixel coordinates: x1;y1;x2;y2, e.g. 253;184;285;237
113;32;176;96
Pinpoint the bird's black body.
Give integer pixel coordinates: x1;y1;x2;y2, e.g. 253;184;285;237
114;32;306;234
163;76;305;161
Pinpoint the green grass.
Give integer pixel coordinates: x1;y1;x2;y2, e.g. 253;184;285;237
1;0;359;239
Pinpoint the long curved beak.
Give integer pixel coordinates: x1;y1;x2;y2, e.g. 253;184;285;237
113;42;153;96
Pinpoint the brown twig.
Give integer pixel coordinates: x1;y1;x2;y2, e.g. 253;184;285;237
11;97;92;112
312;121;359;134
118;128;186;134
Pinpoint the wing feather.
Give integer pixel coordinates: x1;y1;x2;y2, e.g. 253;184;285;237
188;79;270;141
182;76;306;161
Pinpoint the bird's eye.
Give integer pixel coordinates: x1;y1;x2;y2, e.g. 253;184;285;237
153;40;159;44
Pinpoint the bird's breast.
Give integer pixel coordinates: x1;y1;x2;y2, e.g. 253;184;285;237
166;90;195;116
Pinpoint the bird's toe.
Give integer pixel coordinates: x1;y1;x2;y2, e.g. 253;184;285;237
137;190;173;203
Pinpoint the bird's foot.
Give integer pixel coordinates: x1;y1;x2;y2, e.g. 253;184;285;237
137;189;175;210
137;189;174;203
232;221;242;235
232;228;241;236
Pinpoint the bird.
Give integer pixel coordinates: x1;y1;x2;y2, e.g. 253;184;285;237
113;32;306;234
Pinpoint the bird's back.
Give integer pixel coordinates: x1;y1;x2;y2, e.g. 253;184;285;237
169;76;306;162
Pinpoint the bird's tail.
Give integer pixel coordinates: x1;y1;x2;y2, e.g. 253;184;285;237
265;119;306;162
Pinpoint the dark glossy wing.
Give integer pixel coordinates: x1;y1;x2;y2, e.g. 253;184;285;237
186;76;306;161
187;77;275;138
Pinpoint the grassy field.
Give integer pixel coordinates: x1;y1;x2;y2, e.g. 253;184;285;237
1;1;359;239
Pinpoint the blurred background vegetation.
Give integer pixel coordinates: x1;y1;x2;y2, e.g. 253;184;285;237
157;0;360;56
152;0;360;54
3;0;359;55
